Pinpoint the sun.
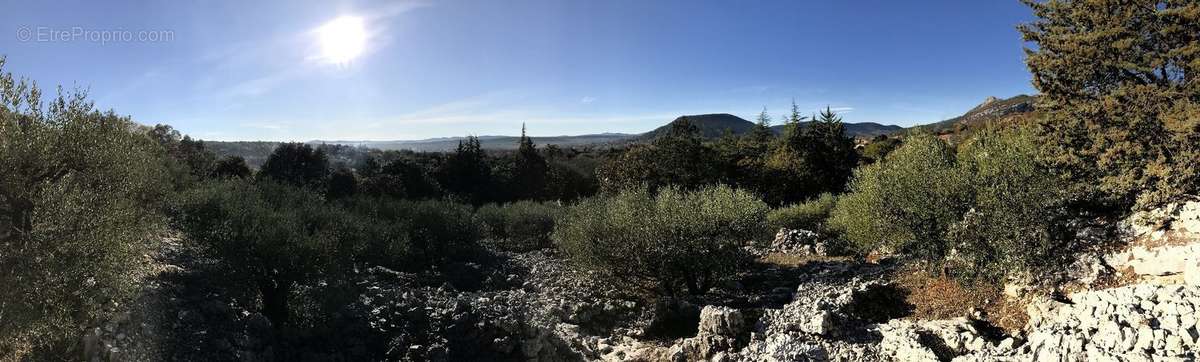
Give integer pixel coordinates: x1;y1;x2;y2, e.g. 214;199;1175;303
316;16;367;64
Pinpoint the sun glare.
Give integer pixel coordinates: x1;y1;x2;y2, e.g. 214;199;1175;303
316;16;367;64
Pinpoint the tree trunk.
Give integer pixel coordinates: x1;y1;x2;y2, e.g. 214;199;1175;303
260;280;292;330
9;198;34;236
684;269;703;296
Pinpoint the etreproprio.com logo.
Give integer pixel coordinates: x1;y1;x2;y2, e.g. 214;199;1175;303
16;26;174;44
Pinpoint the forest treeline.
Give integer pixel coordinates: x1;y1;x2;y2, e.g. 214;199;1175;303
2;0;1198;359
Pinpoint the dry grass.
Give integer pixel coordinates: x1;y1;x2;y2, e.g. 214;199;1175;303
892;268;1028;333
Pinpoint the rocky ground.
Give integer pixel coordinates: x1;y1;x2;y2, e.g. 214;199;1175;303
87;198;1200;361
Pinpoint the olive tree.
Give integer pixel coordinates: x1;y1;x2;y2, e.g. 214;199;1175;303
829;129;1070;281
554;185;769;297
171;180;351;329
0;58;167;357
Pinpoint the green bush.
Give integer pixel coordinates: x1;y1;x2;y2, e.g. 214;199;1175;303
829;133;969;262
947;128;1070;279
768;193;837;233
171;180;352;329
828;130;1069;280
340;196;481;269
1;62;168;358
554;185;769;297
476;201;561;252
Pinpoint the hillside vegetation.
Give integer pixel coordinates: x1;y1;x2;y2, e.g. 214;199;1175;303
1;0;1199;361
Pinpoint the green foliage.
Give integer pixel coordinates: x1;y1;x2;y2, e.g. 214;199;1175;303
437;136;494;205
171;180;352;328
947;128;1070;278
596;119;721;193
327;167;358;199
259;142;331;189
340;197;481;269
149;124;217;188
476;201;561;252
830;133;969;262
554;185;769;297
505;124;549;200
829;130;1069;280
213;155;252;179
1020;0;1200;210
860;135;901;165
768;193;837;233
713;107;776;196
761;105;858;205
0;59;167;357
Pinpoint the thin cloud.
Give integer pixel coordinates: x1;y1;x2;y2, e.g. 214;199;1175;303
580;96;596;104
240;122;288;130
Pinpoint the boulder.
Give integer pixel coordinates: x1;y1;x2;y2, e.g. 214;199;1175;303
765;228;825;255
697;306;745;337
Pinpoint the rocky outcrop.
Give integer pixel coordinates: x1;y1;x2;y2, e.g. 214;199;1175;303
749;229;827;257
876;318;1010;361
668;306;747;361
931;284;1200;361
731;263;894;361
1105;197;1200;285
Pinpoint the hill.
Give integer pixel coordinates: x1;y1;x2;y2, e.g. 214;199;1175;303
640;114;758;140
641;113;903;141
770;122;902;138
918;94;1036;134
328;133;636;153
207;113;904;162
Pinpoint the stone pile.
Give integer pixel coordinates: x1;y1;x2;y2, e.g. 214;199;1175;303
876;318;1011;361
754;228;826;256
1004;284;1200;361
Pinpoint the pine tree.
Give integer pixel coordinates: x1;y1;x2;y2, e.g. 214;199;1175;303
510;123;548;200
1020;0;1200;209
437;135;493;204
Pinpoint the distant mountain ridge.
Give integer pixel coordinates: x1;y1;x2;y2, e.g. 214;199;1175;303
294;114;903;152
212;98;1039;157
918;94;1036;134
640;113;904;141
639;114;758;140
321;133;636;152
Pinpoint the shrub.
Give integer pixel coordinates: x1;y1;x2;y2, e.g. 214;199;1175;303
946;128;1070;279
340;196;481;270
213;155;252;179
554;185;769;297
171;180;352;329
327;167;358;199
476;201;561;252
828;129;1069;281
829;133;969;262
0;62;168;358
768;193;837;233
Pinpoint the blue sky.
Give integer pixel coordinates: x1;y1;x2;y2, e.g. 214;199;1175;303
0;0;1036;141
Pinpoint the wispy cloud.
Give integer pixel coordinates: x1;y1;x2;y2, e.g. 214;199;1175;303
580;96;596;104
240;121;288;130
829;106;855;113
